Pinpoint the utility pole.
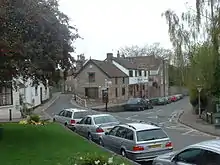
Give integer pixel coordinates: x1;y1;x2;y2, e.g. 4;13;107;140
163;59;166;97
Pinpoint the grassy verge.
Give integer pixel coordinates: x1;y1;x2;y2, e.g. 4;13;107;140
0;123;131;165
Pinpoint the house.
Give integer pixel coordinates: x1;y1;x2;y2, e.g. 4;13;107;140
106;52;169;98
0;78;50;119
74;57;129;104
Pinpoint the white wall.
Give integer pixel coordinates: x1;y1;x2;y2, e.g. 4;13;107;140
22;78;50;108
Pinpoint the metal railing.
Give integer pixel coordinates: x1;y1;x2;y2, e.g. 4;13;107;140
73;94;87;107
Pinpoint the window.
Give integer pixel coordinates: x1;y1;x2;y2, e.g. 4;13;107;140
203;150;220;165
79;117;87;124
74;111;90;119
129;70;133;77
144;71;147;77
175;148;204;164
58;110;65;116
93;115;118;125
45;86;47;95
139;70;142;76
122;87;125;96
0;84;12;106
115;88;118;97
135;70;137;77
136;128;167;141
125;128;134;140
122;77;125;84
65;111;72;118
115;78;118;84
35;86;38;96
109;126;120;136
115;127;127;138
85;117;92;125
88;72;95;82
127;98;141;104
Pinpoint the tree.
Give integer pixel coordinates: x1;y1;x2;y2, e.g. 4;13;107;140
0;0;80;86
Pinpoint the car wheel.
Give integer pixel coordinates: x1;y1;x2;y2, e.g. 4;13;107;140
99;138;104;146
120;149;126;157
64;122;67;126
88;133;93;141
53;118;56;122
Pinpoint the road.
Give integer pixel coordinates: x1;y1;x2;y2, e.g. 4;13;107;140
46;94;218;151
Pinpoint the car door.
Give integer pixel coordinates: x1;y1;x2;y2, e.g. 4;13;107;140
76;117;87;135
64;111;73;125
103;126;120;150
56;110;65;123
111;126;127;154
201;150;220;165
173;148;205;165
123;128;135;152
81;117;92;137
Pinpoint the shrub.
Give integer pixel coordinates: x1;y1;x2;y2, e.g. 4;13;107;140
29;114;40;123
69;153;128;165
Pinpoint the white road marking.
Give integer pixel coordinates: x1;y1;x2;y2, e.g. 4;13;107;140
182;130;194;135
145;112;154;114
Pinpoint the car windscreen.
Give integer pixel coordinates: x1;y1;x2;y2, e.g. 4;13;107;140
136;129;168;141
127;98;141;104
94;115;118;125
74;111;90;119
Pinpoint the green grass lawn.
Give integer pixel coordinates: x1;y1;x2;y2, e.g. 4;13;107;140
0;123;131;165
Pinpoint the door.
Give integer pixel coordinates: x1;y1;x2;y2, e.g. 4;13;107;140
104;126;120;150
174;148;205;165
81;117;92;137
111;126;127;153
76;117;87;135
202;150;220;165
56;110;65;123
64;111;73;125
40;87;43;104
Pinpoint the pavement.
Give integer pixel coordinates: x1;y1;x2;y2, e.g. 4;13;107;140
46;95;219;151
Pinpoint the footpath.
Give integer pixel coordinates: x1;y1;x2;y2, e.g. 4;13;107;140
0;92;61;122
179;105;220;136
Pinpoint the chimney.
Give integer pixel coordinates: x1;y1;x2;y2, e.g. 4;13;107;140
106;53;113;62
117;50;120;58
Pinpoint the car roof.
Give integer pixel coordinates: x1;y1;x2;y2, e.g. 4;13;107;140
64;108;88;113
189;139;220;154
120;122;160;131
87;114;112;118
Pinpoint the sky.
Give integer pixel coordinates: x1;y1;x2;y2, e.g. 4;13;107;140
59;0;194;60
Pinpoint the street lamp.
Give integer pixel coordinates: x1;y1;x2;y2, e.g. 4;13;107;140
104;79;112;111
197;78;202;117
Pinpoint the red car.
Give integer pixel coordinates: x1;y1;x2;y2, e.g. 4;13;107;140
170;95;177;102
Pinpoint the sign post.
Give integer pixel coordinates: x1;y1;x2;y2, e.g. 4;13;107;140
197;87;202;117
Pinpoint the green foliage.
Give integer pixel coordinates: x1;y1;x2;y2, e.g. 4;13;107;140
29;114;40;123
70;153;127;165
0;0;79;84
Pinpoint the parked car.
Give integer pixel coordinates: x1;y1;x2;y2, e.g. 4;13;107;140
53;108;93;130
170;95;177;102
153;139;220;165
100;122;173;162
75;114;120;142
124;98;150;111
149;97;160;105
163;97;171;104
145;99;153;109
157;97;167;105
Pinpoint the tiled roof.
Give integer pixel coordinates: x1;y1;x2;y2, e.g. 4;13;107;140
113;55;162;70
92;59;128;78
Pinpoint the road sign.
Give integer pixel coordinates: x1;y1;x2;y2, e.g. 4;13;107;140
197;87;202;92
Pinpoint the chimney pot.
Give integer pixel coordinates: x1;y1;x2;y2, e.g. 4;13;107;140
117;51;120;58
107;53;113;61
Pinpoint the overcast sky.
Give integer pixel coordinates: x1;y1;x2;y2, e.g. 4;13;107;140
59;0;194;60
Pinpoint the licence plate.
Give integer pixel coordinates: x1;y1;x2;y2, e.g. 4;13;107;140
149;144;161;148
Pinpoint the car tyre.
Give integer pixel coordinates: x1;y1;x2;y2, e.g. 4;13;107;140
53;118;56;122
99;138;104;146
64;122;67;127
88;133;93;141
120;149;126;157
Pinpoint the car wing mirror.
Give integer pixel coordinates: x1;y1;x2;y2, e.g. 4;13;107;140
171;156;177;162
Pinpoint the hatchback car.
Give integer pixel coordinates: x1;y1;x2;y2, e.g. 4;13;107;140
53;108;93;129
75;114;120;141
100;122;173;162
124;98;150;111
153;139;220;165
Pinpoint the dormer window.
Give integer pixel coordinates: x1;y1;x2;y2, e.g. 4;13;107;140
129;70;133;77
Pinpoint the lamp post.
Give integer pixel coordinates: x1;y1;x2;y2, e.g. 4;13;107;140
104;79;112;111
197;86;202;117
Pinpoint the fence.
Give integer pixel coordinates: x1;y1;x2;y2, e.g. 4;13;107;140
73;94;87;107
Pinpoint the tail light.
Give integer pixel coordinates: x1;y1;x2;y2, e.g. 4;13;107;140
96;127;104;133
165;142;173;148
133;145;144;151
70;119;75;125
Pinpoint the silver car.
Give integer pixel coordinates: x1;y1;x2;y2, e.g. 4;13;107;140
53;108;93;129
100;122;173;162
153;139;220;165
75;114;119;141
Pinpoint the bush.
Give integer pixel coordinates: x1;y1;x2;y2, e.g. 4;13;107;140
70;153;128;165
29;114;40;123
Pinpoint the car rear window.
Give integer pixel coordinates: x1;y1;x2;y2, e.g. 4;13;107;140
136;129;168;141
94;115;118;124
73;111;89;119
